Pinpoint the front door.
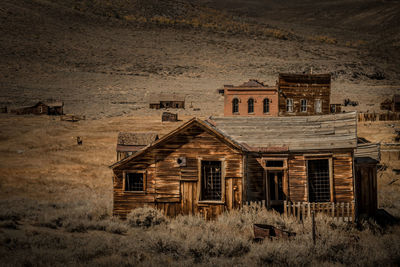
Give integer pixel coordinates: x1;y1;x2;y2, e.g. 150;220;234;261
267;171;285;207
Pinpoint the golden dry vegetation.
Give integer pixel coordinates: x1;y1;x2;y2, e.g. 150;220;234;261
0;114;399;266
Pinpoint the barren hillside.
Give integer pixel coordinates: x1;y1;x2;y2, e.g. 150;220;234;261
1;0;399;117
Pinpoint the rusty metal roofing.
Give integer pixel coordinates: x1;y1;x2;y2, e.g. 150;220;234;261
209;112;357;151
117;132;158;146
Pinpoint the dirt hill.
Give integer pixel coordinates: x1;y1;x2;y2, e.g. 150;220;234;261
0;0;399;117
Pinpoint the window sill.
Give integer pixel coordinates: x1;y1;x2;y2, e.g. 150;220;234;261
198;200;225;205
123;191;146;194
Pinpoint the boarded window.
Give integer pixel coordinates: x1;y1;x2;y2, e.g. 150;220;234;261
232;98;239;113
201;161;222;201
125;173;144;191
308;159;330;202
301;99;307;112
315;99;322;113
248;98;254;113
287;99;293;112
263;98;270;113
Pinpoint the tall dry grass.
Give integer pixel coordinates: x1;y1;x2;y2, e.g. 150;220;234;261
0;116;399;265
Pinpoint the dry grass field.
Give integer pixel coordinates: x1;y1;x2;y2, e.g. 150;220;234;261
1;0;400;265
0;114;399;266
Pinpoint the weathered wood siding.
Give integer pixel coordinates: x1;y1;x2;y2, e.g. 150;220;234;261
278;74;330;116
333;152;354;202
245;154;265;201
355;161;378;216
113;124;243;218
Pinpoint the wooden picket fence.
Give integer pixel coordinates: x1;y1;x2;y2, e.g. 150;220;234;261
358;112;400;122
284;201;355;222
243;200;266;207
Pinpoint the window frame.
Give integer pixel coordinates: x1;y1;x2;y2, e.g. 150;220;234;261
286;98;293;112
300;99;307;112
248;98;254;114
232;98;239;114
123;170;146;193
263;98;270;114
305;156;333;203
315;99;322;113
197;158;226;204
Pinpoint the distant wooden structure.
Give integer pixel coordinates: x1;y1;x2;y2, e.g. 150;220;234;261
162;112;178;122
60;114;86;122
358;112;400;122
392;94;400;112
116;132;158;161
330;104;342;114
354;138;380;217
110;112;376;221
149;94;185;109
278;73;331;116
12;101;63;115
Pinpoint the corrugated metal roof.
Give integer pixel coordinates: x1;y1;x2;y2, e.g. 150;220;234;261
209;112;357;151
117;132;158;146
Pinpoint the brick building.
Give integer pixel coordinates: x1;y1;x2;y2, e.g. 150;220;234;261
223;80;278;116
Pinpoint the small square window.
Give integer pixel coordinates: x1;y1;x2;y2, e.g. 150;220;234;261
287;99;293;112
125;172;144;191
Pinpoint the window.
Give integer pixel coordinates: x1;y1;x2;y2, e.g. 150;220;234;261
315;99;322;113
301;99;307;112
308;159;330;202
201;161;222;201
232;98;239;113
124;172;145;192
175;103;179;108
263;98;270;113
330;104;336;114
266;160;284;168
286;99;293;112
248;98;254;113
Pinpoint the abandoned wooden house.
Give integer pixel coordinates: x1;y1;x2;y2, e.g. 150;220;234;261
111;112;378;220
149;94;185;109
116;132;158;161
278;73;331;116
12;101;64;115
223;79;278;116
162;112;178;122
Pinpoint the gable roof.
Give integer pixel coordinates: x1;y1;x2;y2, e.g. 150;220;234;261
117;132;158;146
110;118;244;169
208;112;357;151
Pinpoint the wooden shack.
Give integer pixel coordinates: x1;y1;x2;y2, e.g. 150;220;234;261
149;94;185;109
162;112;178;122
116;132;158;161
354;138;380;217
392;94;400;112
111;112;376;220
13;101;63;115
278;73;331;116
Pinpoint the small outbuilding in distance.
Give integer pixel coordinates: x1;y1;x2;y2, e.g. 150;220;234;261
149;93;185;109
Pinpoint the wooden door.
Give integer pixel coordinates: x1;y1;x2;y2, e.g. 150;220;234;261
266;171;284;207
180;181;197;215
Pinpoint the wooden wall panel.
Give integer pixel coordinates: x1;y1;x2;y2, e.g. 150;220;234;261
288;155;307;201
113;124;243;218
333;153;354;202
245;155;264;201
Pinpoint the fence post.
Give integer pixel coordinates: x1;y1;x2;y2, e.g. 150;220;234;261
284;200;287;217
312;210;316;245
331;202;335;218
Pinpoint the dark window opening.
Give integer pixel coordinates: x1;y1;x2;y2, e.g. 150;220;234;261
125;173;144;191
248;98;254;113
175;104;179;108
201;161;222;201
308;159;330;202
232;98;239;113
268;171;284;201
263;98;270;113
301;99;307;112
266;160;284;167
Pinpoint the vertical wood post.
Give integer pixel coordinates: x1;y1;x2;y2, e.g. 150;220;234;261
312;210;316;245
331;202;335;218
341;202;345;222
284;200;287;217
